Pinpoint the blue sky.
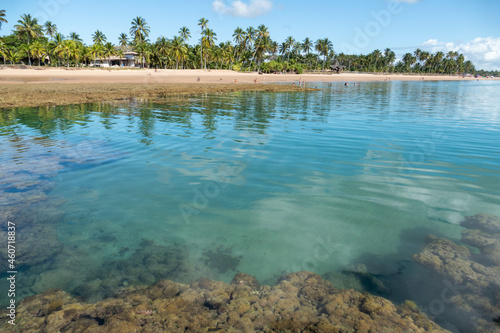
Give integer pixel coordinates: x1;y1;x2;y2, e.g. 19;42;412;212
1;0;500;69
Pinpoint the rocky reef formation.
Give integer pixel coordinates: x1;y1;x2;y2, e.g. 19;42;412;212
0;271;448;333
71;241;193;303
413;214;500;332
0;135;124;303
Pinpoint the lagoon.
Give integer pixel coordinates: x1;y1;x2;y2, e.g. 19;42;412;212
1;80;499;330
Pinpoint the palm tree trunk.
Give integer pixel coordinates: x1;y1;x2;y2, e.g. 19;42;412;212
27;36;32;66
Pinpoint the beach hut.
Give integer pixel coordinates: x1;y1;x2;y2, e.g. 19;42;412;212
92;52;138;68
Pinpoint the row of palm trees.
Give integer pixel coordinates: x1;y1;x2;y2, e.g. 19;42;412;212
0;10;484;75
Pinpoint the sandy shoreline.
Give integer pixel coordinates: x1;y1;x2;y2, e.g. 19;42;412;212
0;68;493;85
0;68;496;108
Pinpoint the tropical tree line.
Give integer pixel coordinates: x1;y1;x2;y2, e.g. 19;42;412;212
0;10;491;75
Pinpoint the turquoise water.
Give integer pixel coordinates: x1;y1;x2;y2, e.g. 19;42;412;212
1;81;499;314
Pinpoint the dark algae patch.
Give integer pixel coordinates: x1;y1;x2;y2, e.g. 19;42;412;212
203;245;242;274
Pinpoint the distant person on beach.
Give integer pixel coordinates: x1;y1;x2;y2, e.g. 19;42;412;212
345;82;349;86
234;79;238;84
254;78;258;83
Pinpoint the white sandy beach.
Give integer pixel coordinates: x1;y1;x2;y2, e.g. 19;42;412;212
0;68;494;85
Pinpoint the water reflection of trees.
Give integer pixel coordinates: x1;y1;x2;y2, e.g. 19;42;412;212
0;84;468;143
0;93;332;142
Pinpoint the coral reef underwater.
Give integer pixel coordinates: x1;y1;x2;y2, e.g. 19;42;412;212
413;214;500;332
0;271;449;333
1;137;499;332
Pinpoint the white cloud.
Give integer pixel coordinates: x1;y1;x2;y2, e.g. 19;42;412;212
421;37;500;70
212;0;273;17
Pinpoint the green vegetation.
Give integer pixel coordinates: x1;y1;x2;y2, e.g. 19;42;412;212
0;9;493;75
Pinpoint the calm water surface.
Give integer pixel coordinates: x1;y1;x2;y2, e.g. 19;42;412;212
1;81;499;325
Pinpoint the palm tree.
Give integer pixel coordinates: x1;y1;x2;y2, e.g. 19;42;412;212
171;36;187;69
135;42;149;68
372;49;382;71
414;48;422;64
31;40;46;66
201;28;216;69
0;39;6;64
245;26;256;49
463;60;474;74
92;30;107;45
130;17;150;68
44;21;57;40
57;40;77;68
232;27;245;60
456;53;465;73
81;45;92;67
130;16;150;44
418;51;430;72
14;14;43;65
251;25;269;66
179;26;191;42
233;27;244;46
69;32;82;43
402;52;417;72
284;36;295;62
118;33;128;47
90;44;103;67
198;18;209;68
0;9;7;30
383;48;396;71
433;51;444;72
269;41;278;60
279;42;287;61
15;14;43;45
115;48;124;59
254;35;271;70
20;44;33;65
302;37;313;55
315;38;332;70
103;42;115;64
6;49;21;64
155;36;169;68
51;32;64;66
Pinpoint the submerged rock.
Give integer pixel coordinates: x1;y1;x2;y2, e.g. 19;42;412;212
413;214;500;332
461;214;500;266
71;241;192;303
0;223;63;270
0;271;449;333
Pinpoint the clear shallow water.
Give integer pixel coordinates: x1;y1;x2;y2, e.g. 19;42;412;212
1;81;500;323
